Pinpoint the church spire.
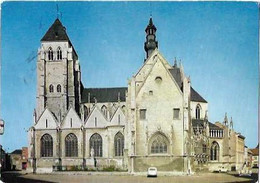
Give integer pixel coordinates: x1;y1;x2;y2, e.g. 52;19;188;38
230;117;233;129
223;112;228;126
144;17;158;60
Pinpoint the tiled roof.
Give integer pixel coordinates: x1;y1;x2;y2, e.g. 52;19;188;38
41;19;70;41
250;148;259;156
81;87;127;103
192;119;222;130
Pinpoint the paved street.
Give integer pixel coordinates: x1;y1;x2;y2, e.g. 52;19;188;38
1;169;258;183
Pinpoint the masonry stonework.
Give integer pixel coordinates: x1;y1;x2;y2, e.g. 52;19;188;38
28;18;246;174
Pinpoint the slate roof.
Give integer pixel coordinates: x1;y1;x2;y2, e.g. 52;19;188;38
190;87;207;103
168;67;207;103
11;149;22;154
192;119;222;130
81;87;127;103
145;17;157;32
41;19;70;41
168;67;182;89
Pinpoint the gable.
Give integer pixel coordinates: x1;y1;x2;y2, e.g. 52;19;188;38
61;107;82;129
136;56;183;100
35;108;57;130
110;107;126;126
85;106;107;128
135;50;171;83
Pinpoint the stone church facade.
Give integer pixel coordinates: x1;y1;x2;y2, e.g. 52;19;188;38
28;18;245;174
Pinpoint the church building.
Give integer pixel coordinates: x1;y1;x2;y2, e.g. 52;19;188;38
28;18;246;174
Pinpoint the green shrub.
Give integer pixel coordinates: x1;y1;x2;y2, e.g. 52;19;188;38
103;165;116;171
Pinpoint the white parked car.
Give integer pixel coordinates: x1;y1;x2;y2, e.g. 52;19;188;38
218;166;228;173
147;167;157;177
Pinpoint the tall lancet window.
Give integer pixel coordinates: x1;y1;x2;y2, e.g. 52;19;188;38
196;105;201;119
90;133;102;157
48;47;53;61
65;133;78;157
210;142;220;161
57;47;62;60
57;84;61;93
114;132;124;156
101;105;107;118
49;84;54;93
41;134;53;157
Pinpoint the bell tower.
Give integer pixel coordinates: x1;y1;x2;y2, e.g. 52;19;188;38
36;18;81;121
144;17;158;59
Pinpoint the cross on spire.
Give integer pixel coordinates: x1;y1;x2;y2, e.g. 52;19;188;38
56;4;62;20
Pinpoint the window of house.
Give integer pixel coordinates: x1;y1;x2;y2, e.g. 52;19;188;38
57;47;62;60
57;84;61;92
70;118;72;128
114;132;124;156
90;133;102;157
49;84;54;93
41;134;53;157
196;105;201;119
118;115;120;125
65;133;78;157
140;109;146;120
45;119;48;128
173;108;180;119
48;47;53;61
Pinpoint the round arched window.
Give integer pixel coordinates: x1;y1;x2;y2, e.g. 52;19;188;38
155;76;162;83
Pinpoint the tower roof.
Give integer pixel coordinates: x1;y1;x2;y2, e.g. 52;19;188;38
145;17;157;32
41;18;70;41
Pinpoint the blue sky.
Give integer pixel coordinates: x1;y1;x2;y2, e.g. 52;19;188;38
1;2;258;152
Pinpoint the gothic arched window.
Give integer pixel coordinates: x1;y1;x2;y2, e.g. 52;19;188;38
121;105;126;114
210;142;219;161
48;47;53;61
101;105;107;118
57;47;62;60
196;104;201;119
41;134;53;157
49;84;54;93
114;132;124;156
150;133;168;154
65;133;78;157
90;133;102;157
57;84;61;93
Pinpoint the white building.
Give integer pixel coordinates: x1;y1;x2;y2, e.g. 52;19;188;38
28;18;245;174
